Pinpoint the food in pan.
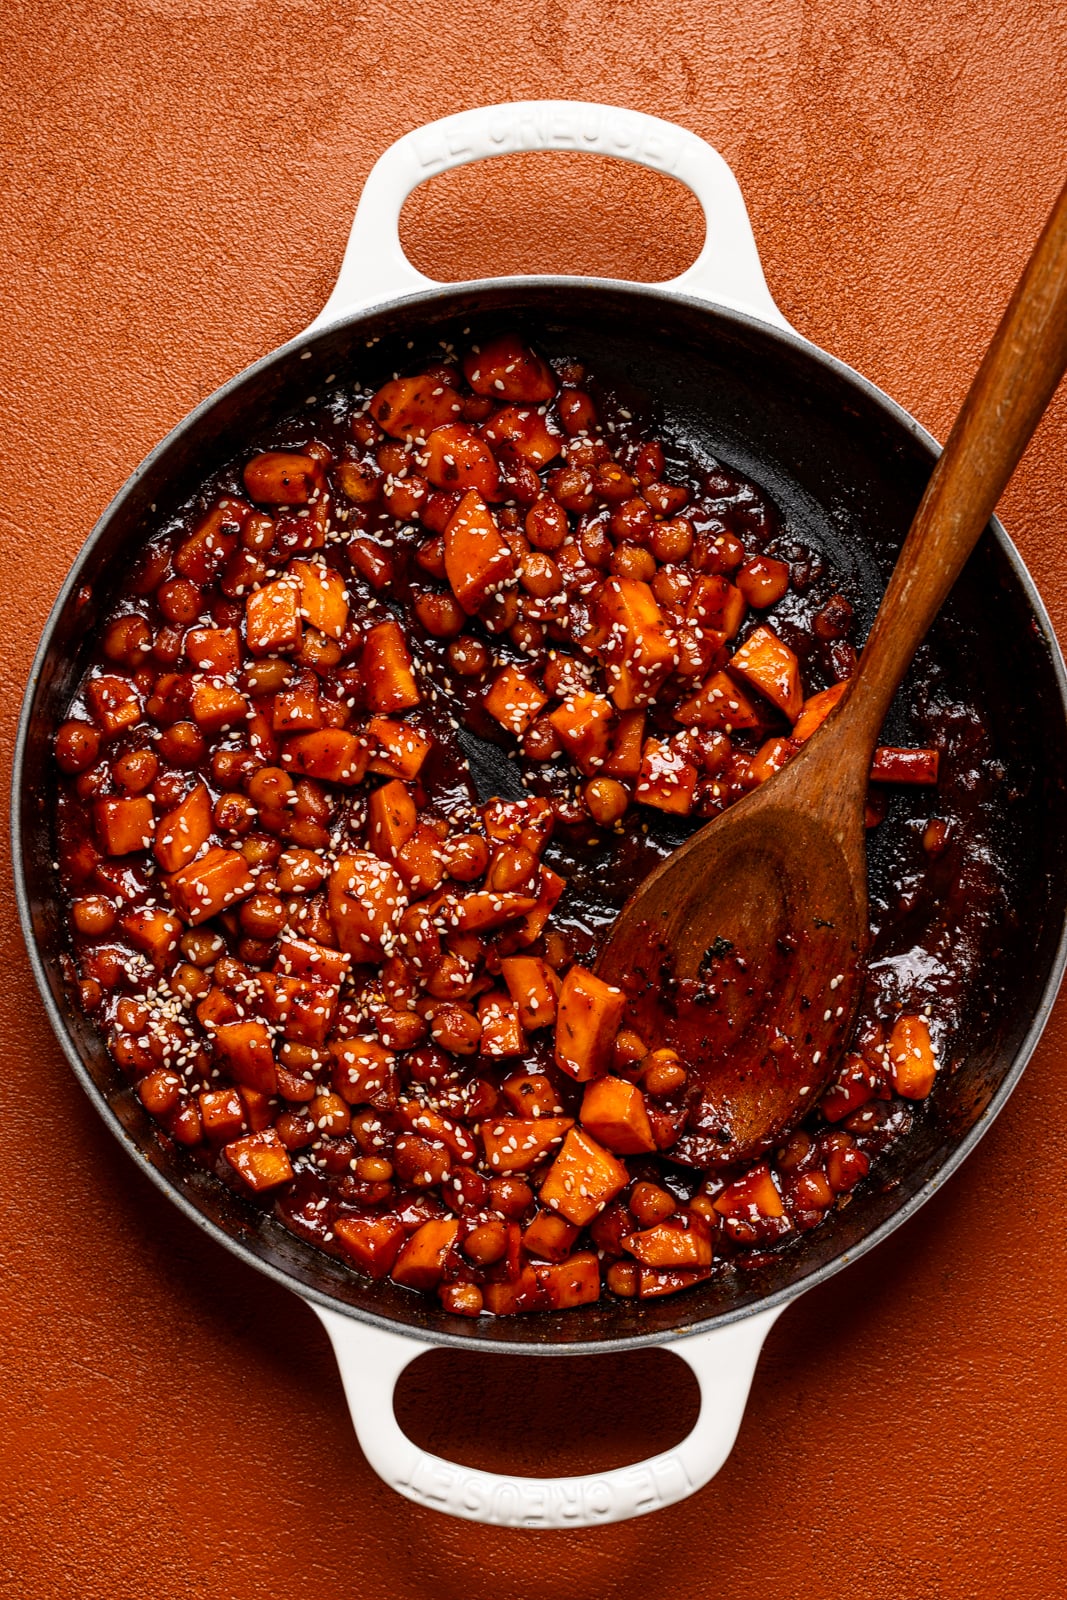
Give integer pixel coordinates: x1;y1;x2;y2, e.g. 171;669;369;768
53;332;963;1315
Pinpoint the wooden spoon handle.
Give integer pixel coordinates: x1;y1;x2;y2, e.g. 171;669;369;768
839;179;1067;749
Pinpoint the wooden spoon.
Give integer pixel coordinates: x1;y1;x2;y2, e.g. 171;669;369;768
596;181;1067;1168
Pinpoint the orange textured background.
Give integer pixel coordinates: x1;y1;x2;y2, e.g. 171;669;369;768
3;4;1067;1597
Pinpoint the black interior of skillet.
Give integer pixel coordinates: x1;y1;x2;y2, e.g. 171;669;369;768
16;281;1067;1350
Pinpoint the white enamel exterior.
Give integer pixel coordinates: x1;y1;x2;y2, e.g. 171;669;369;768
301;100;798;1526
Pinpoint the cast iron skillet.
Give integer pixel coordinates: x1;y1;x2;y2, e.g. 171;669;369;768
13;103;1067;1527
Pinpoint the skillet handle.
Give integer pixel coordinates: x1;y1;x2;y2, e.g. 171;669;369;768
309;1299;787;1527
308;101;791;334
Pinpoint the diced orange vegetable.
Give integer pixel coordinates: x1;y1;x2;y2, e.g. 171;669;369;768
199;1087;248;1143
184;626;240;675
367;780;417;861
213;1019;278;1095
479;405;563;467
445;890;538;932
443;489;515;615
546;690;615;774
370;376;463;439
539;1127;629;1225
871;747;940;785
258;973;339;1045
579;1076;656;1154
686;574;747;638
736;555;790;609
522;1210;580;1263
622;1217;713;1269
86;675;142;736
175;499;245;581
501;1071;565;1118
246;577;303;655
481;1116;573;1173
792;680;849;743
500;956;560;1029
223;1127;294;1192
476;992;526;1057
120;907;181;968
365;717;433;779
594;578;678;710
330;1036;398;1107
713;1162;785;1221
190;678;248;734
196;986;240;1030
603;709;645;778
243;451;320;505
361;618;420;711
390;1217;460;1291
484;665;548;735
729;625;803;723
398;1100;477;1167
282;728;368;784
887;1013;938;1098
635;737;698;814
482;1265;545;1316
423;423;501;499
276;936;351;984
333;1214;407;1279
747;736;798;787
537;1253;601;1310
463;334;557;402
674;670;764;731
394;822;444;894
167;846;255;924
95;796;154;856
273;675;323;735
328;852;406;960
636;1265;712;1299
290;557;349;639
554;965;625;1082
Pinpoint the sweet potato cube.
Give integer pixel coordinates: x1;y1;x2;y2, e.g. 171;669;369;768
686;574;747;638
120;907;181;968
500;956;560;1030
792;680;849;743
637;1265;712;1299
290;557;349;639
748;736;798;787
390;1217;460;1292
272;672;322;733
199;1087;248;1143
522;1209;579;1263
398;1100;478;1167
330;1036;398;1107
580;1076;656;1154
167;846;255;924
424;422;501;499
213;1020;278;1095
539;1127;629;1225
445;891;537;932
190;678;248;734
242;450;319;505
443;489;515;616
479;405;563;467
484;665;548;736
635;738;698;815
729;625;803;723
247;706;279;765
555;965;626;1082
246;578;302;655
259;973;339;1045
86;674;142;737
547;690;616;775
223;1128;294;1192
394;822;444;894
276;936;351;984
333;1214;407;1279
370;375;463;439
481;1116;574;1174
367;780;418;861
361;618;420;711
196;986;240;1031
184;626;240;675
870;747;940;785
365;717;433;779
482;1266;545;1315
713;1162;785;1221
175;500;245;582
463;334;557;402
282;728;367;784
95;796;154;856
887;1014;938;1099
594;578;678;710
477;992;526;1057
538;1252;601;1309
674;669;764;730
501;1071;566;1118
604;709;645;778
622;1218;713;1269
517;865;564;944
328;852;406;960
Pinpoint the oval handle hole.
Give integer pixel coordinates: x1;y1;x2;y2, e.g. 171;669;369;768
399;150;705;285
393;1343;700;1477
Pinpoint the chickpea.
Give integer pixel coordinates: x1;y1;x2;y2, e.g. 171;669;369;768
180;928;225;966
112;749;158;793
355;1156;394;1183
429;1004;482;1055
595;463;636;504
55;720;100;775
519;550;563;599
393;1133;450;1187
611;543;657;583
487;845;538;893
439;1283;484;1317
557;389;598;435
489;1176;534;1218
508;617;544;655
440;832;489;882
157;722;207;766
629;1181;677;1227
641;1047;687;1096
71;894;116;936
606;1260;639;1297
480;590;520;634
610;498;655;545
651;517;694;563
793;1171;834;1209
310;1092;351;1137
214;792;257;835
463;1219;508;1265
612;1029;648;1070
241;833;282;869
525;494;569;549
239;893;287;940
276;1110;316;1151
156;577;203;625
584;777;629;826
246;766;294;809
579;521;612;569
546;467;595;515
522;717;562;762
103;614;152;668
643;481;690;517
413;590;465;639
633;440;665;486
276;847;326;894
172;962;211;1000
74;763;110;800
447;635;490;676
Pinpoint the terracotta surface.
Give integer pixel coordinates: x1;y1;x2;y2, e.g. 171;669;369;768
3;4;1067;1595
